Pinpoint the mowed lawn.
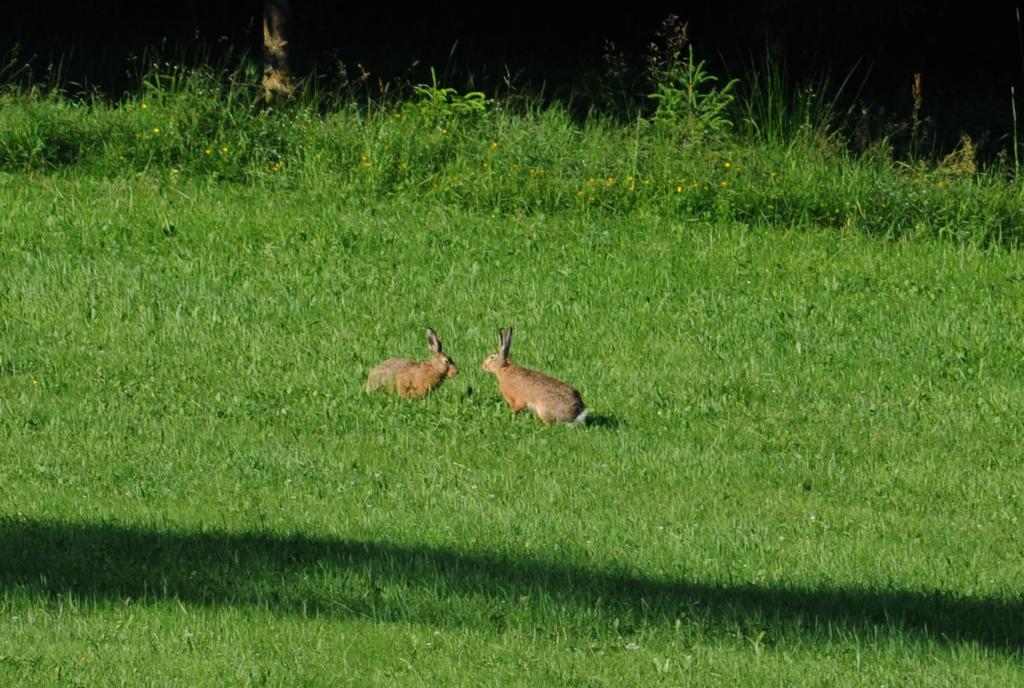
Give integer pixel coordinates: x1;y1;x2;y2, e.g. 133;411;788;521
1;173;1022;685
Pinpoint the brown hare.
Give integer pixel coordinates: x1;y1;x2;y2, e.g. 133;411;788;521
366;328;458;398
481;327;588;426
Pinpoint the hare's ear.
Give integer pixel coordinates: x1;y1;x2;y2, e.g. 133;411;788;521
500;327;512;359
427;327;442;353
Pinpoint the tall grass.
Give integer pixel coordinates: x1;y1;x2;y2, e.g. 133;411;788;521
1;54;1020;245
733;53;863;149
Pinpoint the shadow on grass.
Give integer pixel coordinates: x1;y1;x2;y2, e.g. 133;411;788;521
1;519;1020;652
584;412;623;429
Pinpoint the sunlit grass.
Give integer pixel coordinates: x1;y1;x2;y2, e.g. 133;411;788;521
1;63;1023;685
0;62;1022;244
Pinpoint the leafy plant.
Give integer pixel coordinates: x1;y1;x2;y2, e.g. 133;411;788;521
409;67;489;122
646;17;738;142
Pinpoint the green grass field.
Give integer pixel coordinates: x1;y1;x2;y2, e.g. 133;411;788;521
1;63;1023;685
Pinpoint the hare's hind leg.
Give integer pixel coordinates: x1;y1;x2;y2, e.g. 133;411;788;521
366;366;393;392
534;403;557;425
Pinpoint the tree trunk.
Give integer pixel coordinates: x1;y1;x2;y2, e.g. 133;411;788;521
262;0;294;102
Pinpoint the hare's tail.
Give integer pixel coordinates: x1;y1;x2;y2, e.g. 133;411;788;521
569;408;589;427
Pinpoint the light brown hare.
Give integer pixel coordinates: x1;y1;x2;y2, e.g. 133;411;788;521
481;327;588;426
366;328;458;398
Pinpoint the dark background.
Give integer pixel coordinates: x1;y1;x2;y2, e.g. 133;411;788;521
3;2;1022;151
